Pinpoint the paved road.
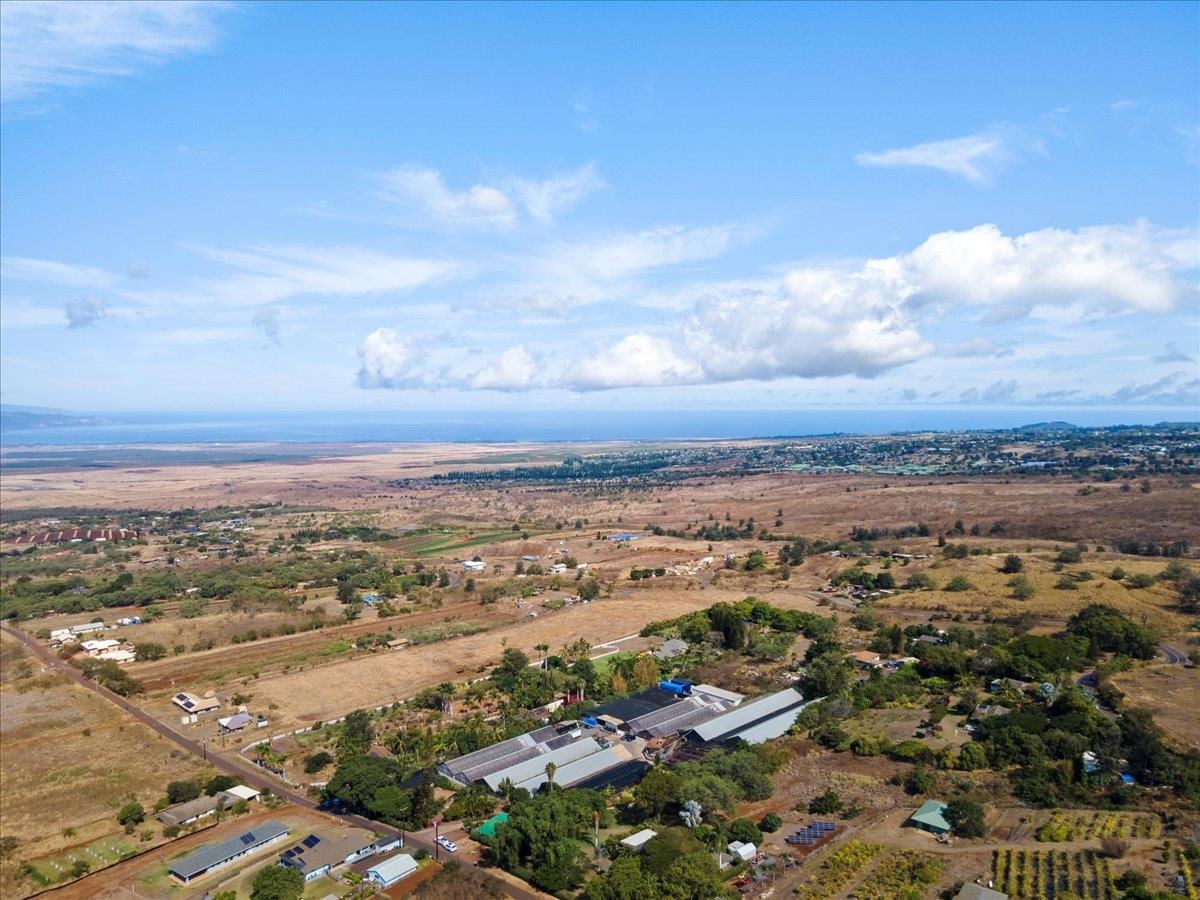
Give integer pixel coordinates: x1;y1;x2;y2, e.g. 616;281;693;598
1;624;545;900
1159;643;1190;665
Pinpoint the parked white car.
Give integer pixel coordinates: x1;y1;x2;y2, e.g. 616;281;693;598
436;836;457;853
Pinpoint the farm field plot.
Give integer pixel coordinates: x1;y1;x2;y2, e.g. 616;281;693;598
993;848;1118;900
794;839;885;900
1037;812;1161;842
227;587;760;727
0;634;216;898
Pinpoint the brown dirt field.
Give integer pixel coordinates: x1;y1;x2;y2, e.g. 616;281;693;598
5;443;1196;550
1110;664;1200;750
226;585;823;729
125;595;523;692
0;633;217;898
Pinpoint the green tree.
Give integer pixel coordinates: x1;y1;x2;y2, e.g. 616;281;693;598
582;856;659;900
165;780;201;804
117;802;145;828
634;766;678;819
905;764;932;795
1000;555;1024;574
204;775;238;796
1008;575;1035;600
664;851;729;900
338;709;375;759
727;818;762;845
642;827;705;878
759;812;783;833
304;750;333;774
134;642;167;661
809;789;842;814
250;864;304;900
945;798;987;838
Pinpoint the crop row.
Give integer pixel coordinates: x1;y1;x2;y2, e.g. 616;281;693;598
850;849;943;900
1036;812;1159;842
795;840;885;900
993;848;1116;899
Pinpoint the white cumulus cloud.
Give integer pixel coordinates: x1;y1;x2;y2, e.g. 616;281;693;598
568;334;704;390
355;327;429;389
469;345;540;390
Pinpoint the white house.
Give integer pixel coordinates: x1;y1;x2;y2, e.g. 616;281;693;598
462;560;486;573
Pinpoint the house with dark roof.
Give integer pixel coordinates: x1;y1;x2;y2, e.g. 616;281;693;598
168;820;289;883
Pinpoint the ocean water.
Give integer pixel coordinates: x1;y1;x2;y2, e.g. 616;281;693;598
0;407;1188;446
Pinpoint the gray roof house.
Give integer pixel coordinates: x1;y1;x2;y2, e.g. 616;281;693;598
168;820;289;883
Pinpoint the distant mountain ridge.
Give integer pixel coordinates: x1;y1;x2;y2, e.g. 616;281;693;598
0;405;109;429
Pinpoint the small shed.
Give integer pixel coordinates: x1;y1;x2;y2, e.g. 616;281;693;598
728;840;757;861
907;800;952;836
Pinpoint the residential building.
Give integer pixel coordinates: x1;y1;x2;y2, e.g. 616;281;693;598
907;800;952;836
172;692;220;714
277;827;390;882
168;820;289;883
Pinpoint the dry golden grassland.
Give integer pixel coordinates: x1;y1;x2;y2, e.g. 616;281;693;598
870;544;1187;636
0;634;215;898
1110;664;1200;749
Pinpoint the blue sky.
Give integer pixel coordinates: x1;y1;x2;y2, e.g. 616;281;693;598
1;0;1197;413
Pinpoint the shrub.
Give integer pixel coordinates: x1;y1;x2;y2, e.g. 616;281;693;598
809;789;843;814
759;813;783;833
944;576;973;592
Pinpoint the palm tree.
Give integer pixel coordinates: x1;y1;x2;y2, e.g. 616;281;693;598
544;761;557;791
536;643;550;669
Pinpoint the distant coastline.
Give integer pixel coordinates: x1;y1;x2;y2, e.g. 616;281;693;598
1;407;1194;450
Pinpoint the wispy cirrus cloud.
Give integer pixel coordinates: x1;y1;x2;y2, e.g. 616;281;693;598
127;244;460;309
0;0;232;103
2;256;116;287
374;163;605;229
855;126;1038;184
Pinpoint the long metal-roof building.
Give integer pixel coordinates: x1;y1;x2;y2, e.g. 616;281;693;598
686;688;809;745
482;737;603;792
